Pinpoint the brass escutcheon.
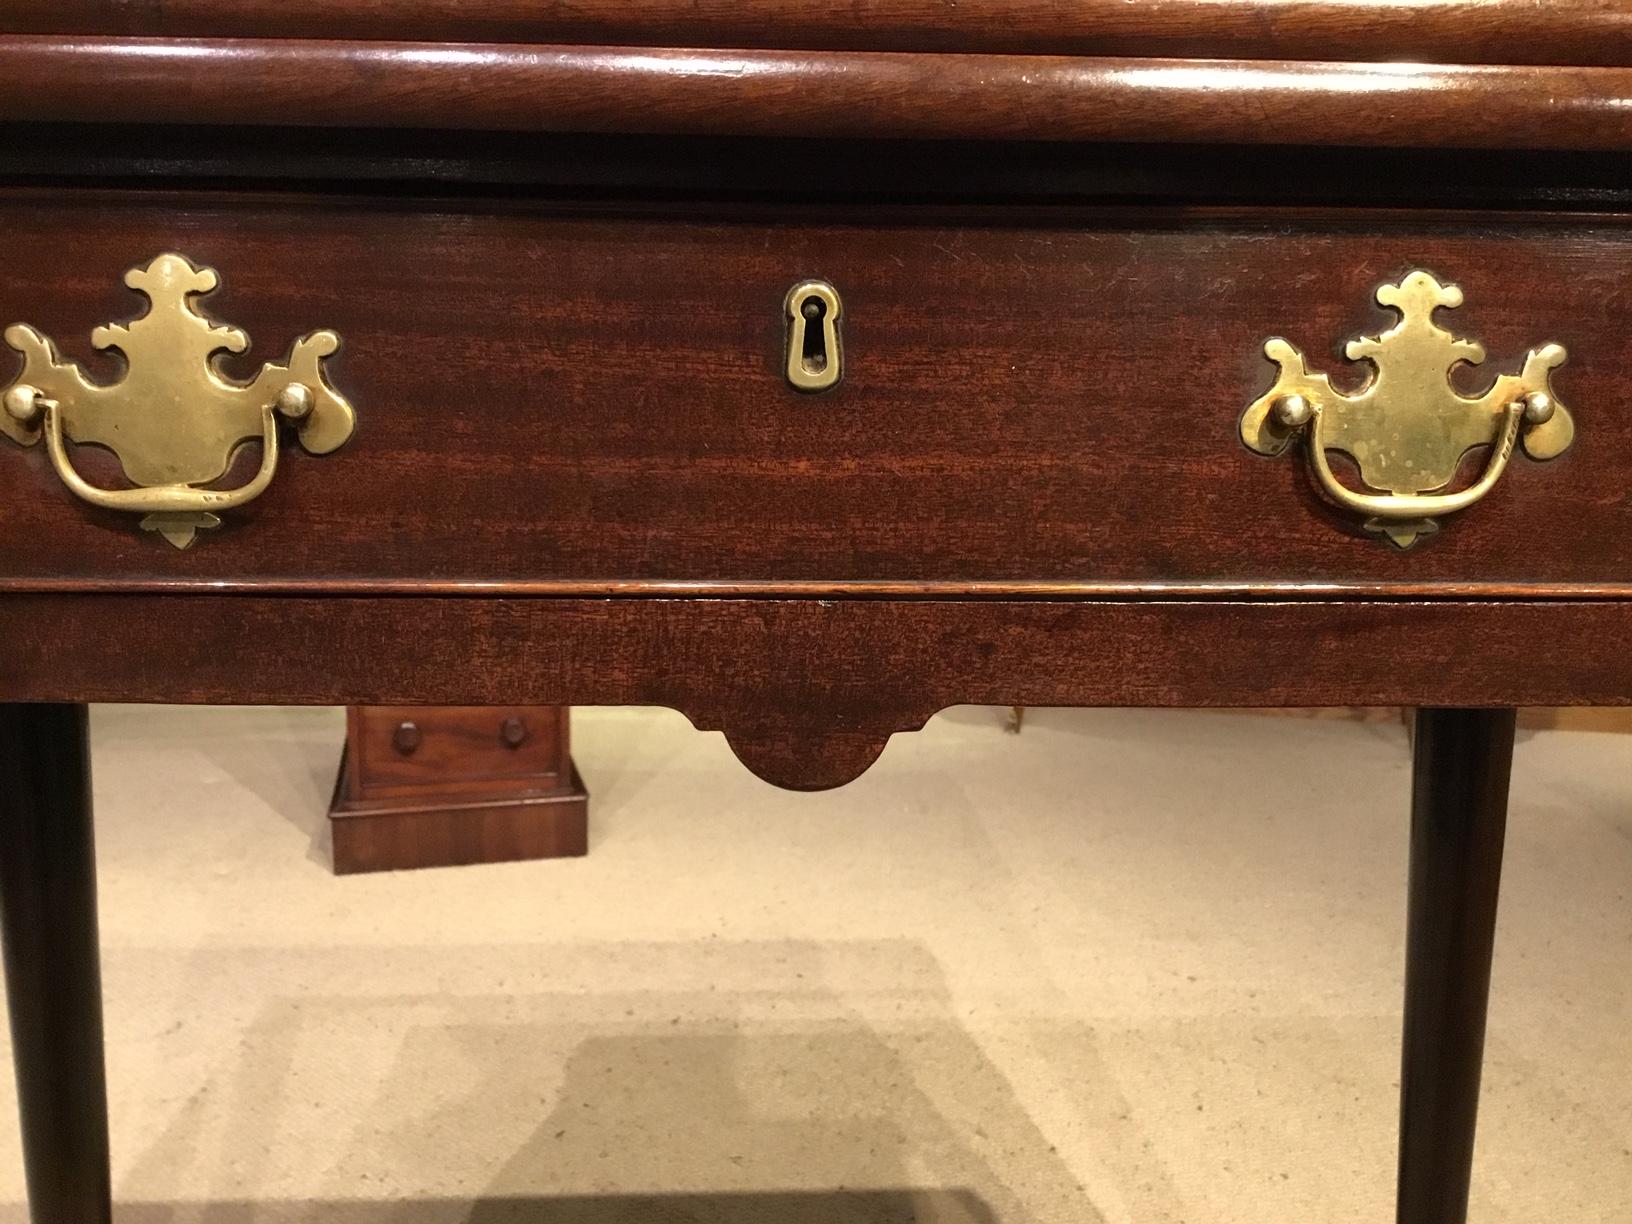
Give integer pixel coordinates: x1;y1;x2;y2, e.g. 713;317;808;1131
784;280;843;392
2;253;356;548
1239;270;1574;548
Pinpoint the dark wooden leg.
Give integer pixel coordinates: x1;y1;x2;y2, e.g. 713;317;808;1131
1396;707;1515;1224
0;703;111;1224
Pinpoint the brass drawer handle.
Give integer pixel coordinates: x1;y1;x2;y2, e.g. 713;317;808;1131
2;253;355;549
1239;271;1573;548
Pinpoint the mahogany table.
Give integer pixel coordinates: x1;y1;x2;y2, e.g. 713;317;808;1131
4;3;1632;1221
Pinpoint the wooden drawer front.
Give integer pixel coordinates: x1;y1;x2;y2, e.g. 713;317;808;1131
348;705;570;800
3;193;1630;593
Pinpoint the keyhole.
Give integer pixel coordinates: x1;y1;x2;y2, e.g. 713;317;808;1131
800;296;828;374
784;279;842;392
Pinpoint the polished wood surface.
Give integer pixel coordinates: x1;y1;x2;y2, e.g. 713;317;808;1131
1397;708;1514;1224
7;0;1632;65
5;194;1632;592
4;40;1632;149
0;595;1628;790
344;705;573;796
0;704;109;1224
0;10;1619;1221
330;705;588;874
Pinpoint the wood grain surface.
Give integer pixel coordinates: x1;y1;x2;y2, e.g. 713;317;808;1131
2;594;1629;788
6;1;1632;66
345;705;572;799
330;704;587;873
5;39;1632;149
2;192;1631;593
0;19;1616;1224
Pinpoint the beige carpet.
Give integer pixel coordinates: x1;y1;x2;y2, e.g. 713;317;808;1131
0;705;1628;1223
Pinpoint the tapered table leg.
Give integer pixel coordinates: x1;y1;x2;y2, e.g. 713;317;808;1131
1396;707;1515;1224
0;703;111;1224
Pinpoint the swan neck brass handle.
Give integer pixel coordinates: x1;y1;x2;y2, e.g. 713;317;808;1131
5;389;303;545
1;253;356;549
1303;397;1525;521
1240;271;1575;549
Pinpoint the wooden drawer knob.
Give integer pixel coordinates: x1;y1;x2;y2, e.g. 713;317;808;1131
499;716;528;748
392;721;422;755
